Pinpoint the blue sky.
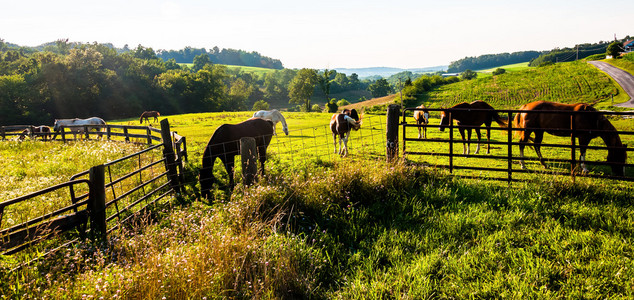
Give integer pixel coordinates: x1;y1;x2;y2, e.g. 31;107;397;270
2;0;633;69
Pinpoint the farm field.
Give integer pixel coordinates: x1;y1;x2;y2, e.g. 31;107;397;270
3;60;634;297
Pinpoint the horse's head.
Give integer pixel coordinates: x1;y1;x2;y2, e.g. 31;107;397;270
53;120;60;132
607;144;627;177
438;109;450;131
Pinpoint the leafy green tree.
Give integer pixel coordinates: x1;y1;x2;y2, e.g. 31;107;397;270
368;78;392;97
318;69;335;101
461;69;477;80
252;100;269;111
606;41;622;58
289;68;318;112
192;54;211;72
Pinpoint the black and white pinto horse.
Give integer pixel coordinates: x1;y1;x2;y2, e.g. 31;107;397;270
53;117;107;139
19;125;52;140
252;109;289;136
199;118;274;198
330;109;361;156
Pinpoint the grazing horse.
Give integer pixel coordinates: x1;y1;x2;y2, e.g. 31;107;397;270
199;118;274;198
439;100;507;154
413;104;430;139
140;111;160;124
53;117;106;139
330;109;361;156
513;100;627;176
33;126;52;140
252;109;288;136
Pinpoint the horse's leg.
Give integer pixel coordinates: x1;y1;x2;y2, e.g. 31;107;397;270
519;130;531;169
342;132;351;156
459;127;468;154
485;122;492;154
474;128;482;154
222;158;235;191
578;136;591;173
533;131;548;169
417;121;422;139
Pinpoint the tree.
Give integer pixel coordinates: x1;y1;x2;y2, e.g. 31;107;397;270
461;69;477;80
288;68;318;112
606;41;622;58
326;99;338;113
318;69;335;101
192;54;211;72
368;78;392;97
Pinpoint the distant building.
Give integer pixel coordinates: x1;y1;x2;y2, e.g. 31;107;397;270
441;73;460;77
624;40;634;52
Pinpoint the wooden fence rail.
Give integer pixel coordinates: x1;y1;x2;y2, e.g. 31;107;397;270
392;106;634;183
0;119;186;265
0;124;162;144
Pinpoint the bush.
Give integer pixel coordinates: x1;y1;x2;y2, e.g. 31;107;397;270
336;99;350;107
624;52;634;62
460;69;477;80
584;53;606;61
326;99;338;113
252;100;270;111
492;68;506;75
311;104;321;112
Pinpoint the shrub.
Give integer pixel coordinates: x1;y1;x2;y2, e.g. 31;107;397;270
311;104;321;112
336;99;350;107
492;68;506;75
252;100;270;111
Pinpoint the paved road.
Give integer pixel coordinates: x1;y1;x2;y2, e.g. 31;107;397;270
588;61;634;108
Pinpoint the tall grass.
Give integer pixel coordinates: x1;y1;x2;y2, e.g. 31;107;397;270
3;159;633;298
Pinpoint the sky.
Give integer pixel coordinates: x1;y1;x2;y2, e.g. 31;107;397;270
2;0;633;69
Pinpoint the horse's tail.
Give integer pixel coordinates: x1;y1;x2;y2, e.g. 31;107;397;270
512;111;535;143
492;111;508;128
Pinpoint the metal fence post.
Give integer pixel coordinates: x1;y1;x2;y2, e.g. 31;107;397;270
240;137;258;186
160;119;181;194
386;104;400;162
88;165;106;242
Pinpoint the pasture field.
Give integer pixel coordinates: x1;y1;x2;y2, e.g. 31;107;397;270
2;109;634;298
476;62;531;73
423;61;623;109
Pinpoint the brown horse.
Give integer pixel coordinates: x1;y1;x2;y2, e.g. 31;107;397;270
330;109;361;156
199;118;274;198
140;111;160;124
439;100;507;154
513;101;627;176
413;104;430;139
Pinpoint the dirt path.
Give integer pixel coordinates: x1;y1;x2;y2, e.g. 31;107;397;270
588;61;634;108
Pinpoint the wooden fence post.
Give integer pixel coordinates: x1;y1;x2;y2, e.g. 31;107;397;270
240;137;258;186
147;127;152;145
88;165;107;242
123;127;130;142
160;119;181;194
386;104;400;162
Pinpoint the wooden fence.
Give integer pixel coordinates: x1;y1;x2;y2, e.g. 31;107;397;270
0;119;186;265
388;104;634;182
0;124;163;144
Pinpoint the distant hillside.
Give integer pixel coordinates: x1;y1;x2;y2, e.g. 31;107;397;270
334;66;447;78
448;51;543;73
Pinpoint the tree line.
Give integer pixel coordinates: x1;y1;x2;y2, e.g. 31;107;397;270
447;51;543;73
0;39;414;125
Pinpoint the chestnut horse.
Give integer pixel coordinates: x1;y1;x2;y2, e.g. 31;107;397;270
140;111;160;124
439;100;507;154
330;109;361;156
413;104;430;139
513;101;627;176
199;118;274;198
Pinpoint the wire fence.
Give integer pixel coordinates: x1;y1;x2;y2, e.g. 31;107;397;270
180;114;388;191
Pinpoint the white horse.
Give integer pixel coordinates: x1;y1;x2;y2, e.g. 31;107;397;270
53;117;107;139
252;109;289;136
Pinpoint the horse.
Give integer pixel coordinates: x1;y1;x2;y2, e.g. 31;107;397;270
140;111;160;124
439;100;507;154
330;109;361;157
199;118;274;198
252;109;288;135
413;104;430;139
33;125;52;140
53;117;106;139
513;101;627;176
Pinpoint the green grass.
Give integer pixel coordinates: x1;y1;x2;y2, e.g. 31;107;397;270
178;63;278;76
3;160;632;298
476;62;531;73
423;61;619;109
